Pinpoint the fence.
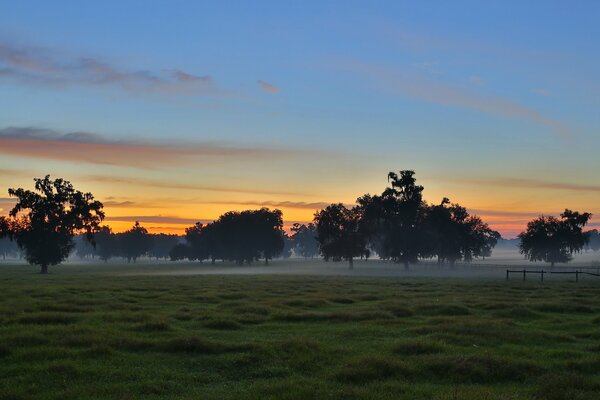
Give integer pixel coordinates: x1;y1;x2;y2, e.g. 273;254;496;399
506;269;600;282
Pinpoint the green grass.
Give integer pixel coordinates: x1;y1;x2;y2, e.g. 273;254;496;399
1;263;600;399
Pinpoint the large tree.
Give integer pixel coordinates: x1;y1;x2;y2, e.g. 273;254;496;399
519;210;592;267
425;199;500;265
184;222;210;262
358;171;428;269
95;226;117;262
314;203;367;269
291;223;319;258
0;176;104;273
118;221;153;263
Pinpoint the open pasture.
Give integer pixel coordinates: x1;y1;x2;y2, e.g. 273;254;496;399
1;262;600;399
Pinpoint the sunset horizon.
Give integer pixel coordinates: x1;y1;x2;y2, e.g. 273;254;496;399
2;2;599;239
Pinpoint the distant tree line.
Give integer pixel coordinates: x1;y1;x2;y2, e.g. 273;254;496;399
0;174;595;273
72;223;179;263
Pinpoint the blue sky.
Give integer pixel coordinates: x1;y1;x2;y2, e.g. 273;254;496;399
1;1;599;236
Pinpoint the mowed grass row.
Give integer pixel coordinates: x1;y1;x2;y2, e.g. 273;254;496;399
1;266;600;399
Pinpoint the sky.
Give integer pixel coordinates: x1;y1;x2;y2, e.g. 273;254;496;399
0;1;599;238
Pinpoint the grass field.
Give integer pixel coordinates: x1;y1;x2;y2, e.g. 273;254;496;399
1;262;600;399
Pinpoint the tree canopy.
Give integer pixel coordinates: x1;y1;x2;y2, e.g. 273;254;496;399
0;176;104;273
519;210;592;267
314;203;368;268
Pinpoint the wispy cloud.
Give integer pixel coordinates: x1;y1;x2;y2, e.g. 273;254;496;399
0;197;16;215
0;40;218;95
462;177;600;193
105;215;203;225
204;200;333;210
85;175;307;197
257;79;280;94
532;88;551;96
337;60;569;136
0;126;312;168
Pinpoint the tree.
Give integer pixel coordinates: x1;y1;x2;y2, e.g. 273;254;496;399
279;234;293;259
0;176;104;273
314;203;367;269
291;223;319;258
149;233;179;260
118;221;153;263
73;234;96;260
169;243;190;261
519;210;592;267
252;208;285;265
586;229;600;252
425;199;500;265
95;226;117;262
358;171;427;269
185;222;210;262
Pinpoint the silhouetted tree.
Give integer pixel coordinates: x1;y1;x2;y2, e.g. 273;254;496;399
169;243;190;261
252;208;285;265
586;229;600;252
184;222;210;262
95;226;116;262
150;233;179;260
314;203;367;269
359;171;427;269
425;199;500;265
176;208;285;265
0;176;104;273
291;223;319;258
519;210;591;267
73;234;96;260
278;234;293;259
118;221;153;263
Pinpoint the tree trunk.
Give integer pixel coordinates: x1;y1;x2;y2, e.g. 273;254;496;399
348;257;354;269
551;261;555;268
40;264;48;274
265;258;269;265
404;260;409;270
211;258;216;265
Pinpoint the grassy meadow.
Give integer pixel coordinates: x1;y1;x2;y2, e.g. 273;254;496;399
1;262;600;399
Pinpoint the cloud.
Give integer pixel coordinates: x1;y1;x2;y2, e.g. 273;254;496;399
468;209;544;218
0;197;16;215
0;126;312;168
102;200;138;207
204;200;333;210
414;61;440;74
257;80;280;94
85;175;307;197
0;40;217;95
459;177;600;193
338;61;569;136
468;75;484;86
532;88;551;96
104;215;203;225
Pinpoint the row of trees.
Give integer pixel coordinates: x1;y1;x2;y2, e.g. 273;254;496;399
170;209;285;265
72;223;177;263
314;171;501;268
0;174;594;273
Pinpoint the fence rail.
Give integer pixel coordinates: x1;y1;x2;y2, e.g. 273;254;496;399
506;269;600;282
